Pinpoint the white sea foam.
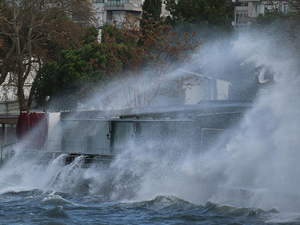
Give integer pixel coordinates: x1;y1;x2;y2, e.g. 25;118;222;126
0;29;299;214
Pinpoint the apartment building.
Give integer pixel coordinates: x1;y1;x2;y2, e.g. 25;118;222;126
93;0;169;27
93;0;143;27
233;0;291;29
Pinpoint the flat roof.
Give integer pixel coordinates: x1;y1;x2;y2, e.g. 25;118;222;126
61;100;253;121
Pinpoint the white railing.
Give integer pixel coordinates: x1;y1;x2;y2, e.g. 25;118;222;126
106;0;142;8
106;0;129;6
47;139;116;155
236;11;262;19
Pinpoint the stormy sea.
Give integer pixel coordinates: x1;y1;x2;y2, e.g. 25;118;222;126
1;26;300;225
1;150;300;225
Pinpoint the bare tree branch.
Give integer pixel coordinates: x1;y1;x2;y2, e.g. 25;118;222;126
0;0;96;111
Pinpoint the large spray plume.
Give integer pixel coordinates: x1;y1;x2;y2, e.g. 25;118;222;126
1;26;300;213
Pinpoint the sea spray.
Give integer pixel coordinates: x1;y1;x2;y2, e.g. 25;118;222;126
220;80;300;211
80;32;300;211
0;30;300;215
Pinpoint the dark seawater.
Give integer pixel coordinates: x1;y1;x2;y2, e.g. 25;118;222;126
1;135;300;225
1;190;298;225
1;147;300;225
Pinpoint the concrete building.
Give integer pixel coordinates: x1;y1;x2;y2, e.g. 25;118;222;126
93;0;143;27
93;0;170;27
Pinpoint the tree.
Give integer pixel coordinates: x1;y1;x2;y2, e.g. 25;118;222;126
35;15;200;110
0;0;96;112
34;43;111;110
165;0;230;26
164;0;233;38
142;0;162;21
94;15;200;108
140;0;162;34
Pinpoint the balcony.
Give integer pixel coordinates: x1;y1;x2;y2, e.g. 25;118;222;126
92;0;105;3
106;0;129;7
106;0;129;6
105;0;142;12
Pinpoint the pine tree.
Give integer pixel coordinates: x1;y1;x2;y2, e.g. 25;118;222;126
140;0;162;34
142;0;162;21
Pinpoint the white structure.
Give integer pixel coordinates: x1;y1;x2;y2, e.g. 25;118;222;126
233;0;291;29
180;70;231;104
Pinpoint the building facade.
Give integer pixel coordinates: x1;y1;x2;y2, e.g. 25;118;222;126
93;0;169;27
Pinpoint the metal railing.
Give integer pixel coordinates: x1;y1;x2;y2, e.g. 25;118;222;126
106;0;129;6
236;12;262;19
47;139;118;155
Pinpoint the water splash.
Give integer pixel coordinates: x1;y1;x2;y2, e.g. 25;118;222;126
1;30;300;214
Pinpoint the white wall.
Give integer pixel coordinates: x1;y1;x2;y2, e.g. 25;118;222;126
47;112;61;152
94;2;106;26
111;11;126;24
216;79;231;100
185;78;230;104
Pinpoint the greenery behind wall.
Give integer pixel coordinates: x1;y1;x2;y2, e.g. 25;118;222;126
164;0;234;39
